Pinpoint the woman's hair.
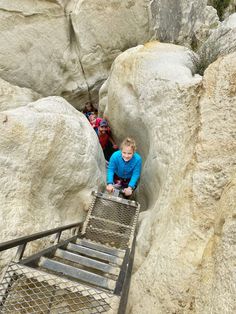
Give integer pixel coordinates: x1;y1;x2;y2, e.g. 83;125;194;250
121;137;137;152
83;102;96;113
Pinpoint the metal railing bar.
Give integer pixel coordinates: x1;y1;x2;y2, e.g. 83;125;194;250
117;228;138;314
0;222;83;253
20;235;78;266
92;191;138;207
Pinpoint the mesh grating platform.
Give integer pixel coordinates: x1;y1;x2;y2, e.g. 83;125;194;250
82;192;140;250
0;263;120;313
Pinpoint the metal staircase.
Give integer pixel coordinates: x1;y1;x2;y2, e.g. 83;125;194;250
0;191;140;313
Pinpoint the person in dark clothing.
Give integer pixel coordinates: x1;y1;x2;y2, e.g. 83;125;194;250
83;102;97;119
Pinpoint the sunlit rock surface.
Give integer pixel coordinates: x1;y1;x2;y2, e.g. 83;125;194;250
100;42;236;313
0;96;105;248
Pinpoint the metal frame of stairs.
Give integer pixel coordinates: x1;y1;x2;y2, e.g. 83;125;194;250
0;191;140;313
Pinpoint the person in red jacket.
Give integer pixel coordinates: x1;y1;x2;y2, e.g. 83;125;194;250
96;119;118;161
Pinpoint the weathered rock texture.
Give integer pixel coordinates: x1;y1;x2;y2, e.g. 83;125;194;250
0;0;218;108
0;1;88;108
194;52;236;314
0;1;234;312
100;41;201;209
100;42;236;313
0;96;105;263
208;0;236;19
149;0;218;47
0;78;41;111
199;13;236;72
223;0;236;18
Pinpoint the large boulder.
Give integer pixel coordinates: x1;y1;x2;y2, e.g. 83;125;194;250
149;0;218;47
193;51;236;313
0;1;218;109
68;0;152;102
0;78;41;111
65;0;218;100
0;1;88;108
100;43;236;313
199;13;236;72
0;96;105;252
100;41;202;208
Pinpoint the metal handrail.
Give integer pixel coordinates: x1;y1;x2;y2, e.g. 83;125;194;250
0;222;82;253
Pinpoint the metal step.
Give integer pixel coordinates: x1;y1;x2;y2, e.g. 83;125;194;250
55;248;120;276
67;243;123;266
84;226;131;250
38;257;116;291
76;238;125;258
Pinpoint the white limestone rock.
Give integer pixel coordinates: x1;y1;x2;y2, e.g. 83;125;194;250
69;0;218;98
68;0;152;100
100;41;201;208
100;43;236;313
0;1;218;109
194;51;236;314
0;96;105;262
196;177;236;314
0;0;88;109
0;78;41;111
199;13;236;71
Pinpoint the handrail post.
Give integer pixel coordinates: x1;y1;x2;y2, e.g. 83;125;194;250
14;243;27;262
54;231;62;245
72;225;80;236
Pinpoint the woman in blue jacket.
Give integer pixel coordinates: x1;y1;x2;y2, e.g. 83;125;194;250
106;137;142;197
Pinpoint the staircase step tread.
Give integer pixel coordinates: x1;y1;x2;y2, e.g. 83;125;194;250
38;257;116;291
86;226;130;239
89;216;133;228
67;243;123;266
76;239;125;258
55;249;120;276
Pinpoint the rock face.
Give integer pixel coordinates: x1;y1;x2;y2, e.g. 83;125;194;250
199;13;236;71
0;1;88;108
194;51;236;314
0;1;235;313
100;42;236;313
0;78;41;111
0;96;105;256
149;0;219;47
0;0;218;108
68;0;152;103
222;0;236;19
100;41;202;208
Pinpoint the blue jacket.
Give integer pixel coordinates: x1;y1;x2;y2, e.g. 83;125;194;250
107;150;142;188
